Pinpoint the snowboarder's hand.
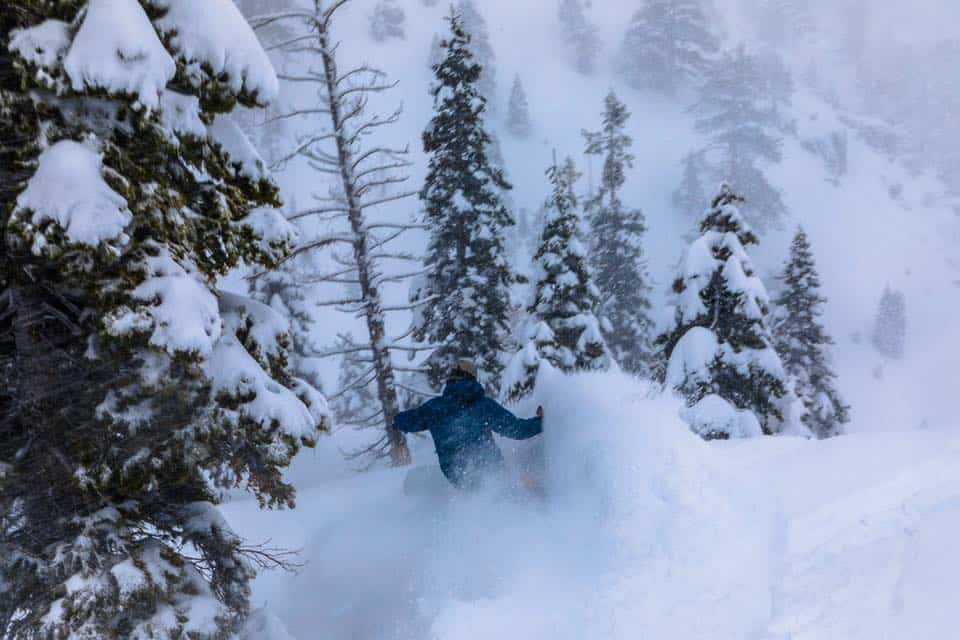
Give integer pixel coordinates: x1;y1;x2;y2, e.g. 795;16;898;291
536;406;544;419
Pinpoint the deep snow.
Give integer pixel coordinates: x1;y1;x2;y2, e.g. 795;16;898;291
225;369;960;639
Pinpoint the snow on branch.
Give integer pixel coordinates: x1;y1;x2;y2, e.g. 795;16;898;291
13;140;131;252
152;0;279;104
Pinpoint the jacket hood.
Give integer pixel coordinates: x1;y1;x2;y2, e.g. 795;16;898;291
442;377;485;403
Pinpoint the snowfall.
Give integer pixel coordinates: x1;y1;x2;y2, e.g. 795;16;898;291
216;0;960;638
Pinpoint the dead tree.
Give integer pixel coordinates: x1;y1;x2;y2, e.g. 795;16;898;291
254;1;430;466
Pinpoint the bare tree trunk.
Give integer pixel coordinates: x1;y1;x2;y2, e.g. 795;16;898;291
315;9;410;466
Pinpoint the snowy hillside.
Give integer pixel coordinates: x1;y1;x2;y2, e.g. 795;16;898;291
222;0;960;637
6;0;958;638
265;0;960;470
226;369;960;639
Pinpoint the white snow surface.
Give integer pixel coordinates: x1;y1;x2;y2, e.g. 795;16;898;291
225;369;960;639
681;393;764;439
63;0;175;110
14;139;131;250
152;0;279;104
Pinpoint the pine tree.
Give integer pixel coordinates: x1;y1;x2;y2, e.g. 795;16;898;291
507;75;532;137
414;11;515;393
872;286;907;359
1;3;326;637
252;250;324;392
558;0;600;75
529;156;608;372
506;155;608;400
619;0;719;95
582;92;655;377
691;46;789;232
428;33;445;70
772;228;850;438
370;0;406;42
674;151;709;218
656;185;788;438
457;0;497;105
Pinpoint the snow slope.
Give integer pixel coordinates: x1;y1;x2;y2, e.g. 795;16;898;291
223;2;960;636
267;0;960;453
225;369;960;639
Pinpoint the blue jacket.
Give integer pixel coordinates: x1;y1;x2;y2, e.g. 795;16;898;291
394;377;542;488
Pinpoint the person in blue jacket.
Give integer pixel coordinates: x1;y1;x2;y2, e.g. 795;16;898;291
394;358;543;490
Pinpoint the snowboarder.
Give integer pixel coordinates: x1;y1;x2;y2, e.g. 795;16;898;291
395;358;543;490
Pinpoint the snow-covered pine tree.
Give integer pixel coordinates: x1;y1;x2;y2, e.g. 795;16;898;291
530;156;608;372
582;91;655;377
674;151;709;219
507;75;532;137
0;2;327;637
772;228;849;438
504;155;608;401
413;11;515;393
619;0;719;95
428;33;445;70
257;0;420;466
872;285;907;359
691;46;789;231
656;185;788;439
370;0;406;42
457;0;497;106
557;0;600;75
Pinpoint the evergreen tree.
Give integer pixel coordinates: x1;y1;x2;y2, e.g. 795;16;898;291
872;286;907;359
691;46;789;231
413;12;515;392
674;151;709;218
529;156;608;372
772;228;850;438
619;0;719;95
656;185;788;438
370;0;406;42
428;33;445;70
582;92;655;377
1;3;325;637
558;0;600;75
252;250;324;392
457;0;497;105
507;154;607;400
507;75;533;137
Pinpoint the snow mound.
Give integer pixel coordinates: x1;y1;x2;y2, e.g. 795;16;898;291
14;139;131;251
680;393;764;439
64;0;175;110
